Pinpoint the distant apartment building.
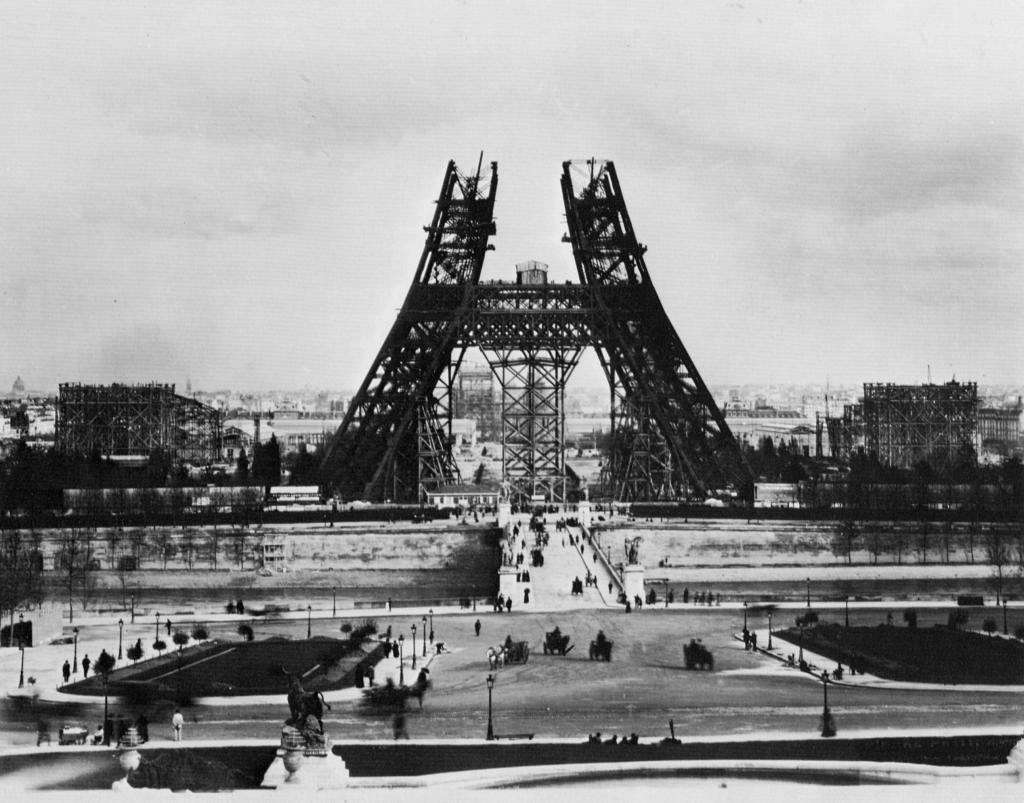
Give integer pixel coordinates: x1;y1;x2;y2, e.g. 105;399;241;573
723;404;823;457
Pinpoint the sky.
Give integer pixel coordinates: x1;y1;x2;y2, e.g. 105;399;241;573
1;1;1022;393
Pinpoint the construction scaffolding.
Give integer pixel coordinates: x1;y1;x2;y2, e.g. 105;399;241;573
862;382;977;470
56;383;221;464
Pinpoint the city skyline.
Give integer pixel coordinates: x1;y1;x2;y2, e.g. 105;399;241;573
2;2;1022;391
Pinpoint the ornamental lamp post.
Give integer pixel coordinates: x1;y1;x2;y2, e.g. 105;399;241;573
307;605;312;639
820;670;837;737
1003;599;1009;636
398;634;405;686
742;601;748;631
118;618;124;660
422;616;428;657
486;673;495;741
806;577;811;608
73;626;79;674
155;612;160;642
767;610;773;651
428;609;434;644
130;594;135;623
411;624;418;670
332;587;337;618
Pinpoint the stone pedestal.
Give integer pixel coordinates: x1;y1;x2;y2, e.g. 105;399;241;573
622;564;645;605
497;500;512;529
577;500;591;529
498;567;517;601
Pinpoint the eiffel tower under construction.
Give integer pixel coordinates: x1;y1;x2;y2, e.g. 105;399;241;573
319;158;752;506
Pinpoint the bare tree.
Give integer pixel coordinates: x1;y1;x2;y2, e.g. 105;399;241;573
180;527;197;571
153;529;174;571
984;527;1009;605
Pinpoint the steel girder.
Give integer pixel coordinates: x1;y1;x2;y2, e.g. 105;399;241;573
318;160;498;501
484;347;581;505
561;160;753;501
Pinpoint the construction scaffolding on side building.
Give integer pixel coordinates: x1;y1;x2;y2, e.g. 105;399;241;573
56;383;221;464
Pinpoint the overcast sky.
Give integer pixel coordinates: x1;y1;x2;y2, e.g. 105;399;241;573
1;1;1021;393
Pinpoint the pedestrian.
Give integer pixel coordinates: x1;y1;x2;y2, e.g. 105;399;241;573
137;713;149;743
683;587;689;604
236;599;245;615
62;660;71;685
172;708;184;741
166;619;172;635
505;597;512;614
82;654;91;677
608;581;613;595
393;712;408;740
474;619;481;637
523;588;530;604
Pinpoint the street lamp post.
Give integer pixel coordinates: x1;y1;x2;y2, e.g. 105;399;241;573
18;614;25;688
486;673;495;740
155;612;160;642
398;634;405;686
307;605;312;639
820;671;837;737
422;616;428;657
411;624;417;670
1003;599;1009;636
767;610;773;650
806;577;811;608
742;601;748;632
428;609;434;644
130;594;135;623
118;619;124;660
332;587;337;618
72;626;79;674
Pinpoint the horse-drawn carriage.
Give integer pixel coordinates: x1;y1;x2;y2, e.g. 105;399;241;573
683;639;714;670
488;638;530;669
589;630;613;661
543;627;573;656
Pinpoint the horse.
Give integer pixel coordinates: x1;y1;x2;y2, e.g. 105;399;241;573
486;646;506;670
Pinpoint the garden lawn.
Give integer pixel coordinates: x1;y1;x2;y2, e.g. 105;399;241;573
775;622;1024;684
61;637;386;700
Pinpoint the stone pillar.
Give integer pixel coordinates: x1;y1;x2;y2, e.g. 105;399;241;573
497;500;512;529
622;564;645;605
578;499;591;529
498;567;517;601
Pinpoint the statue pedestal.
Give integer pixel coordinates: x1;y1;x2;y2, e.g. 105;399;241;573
497;500;512;529
262;729;348;790
498;567;517;601
622;564;645;605
578;500;591;529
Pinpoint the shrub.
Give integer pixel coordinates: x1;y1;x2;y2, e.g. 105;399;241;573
127;640;143;664
237;624;254;641
172;630;190;651
153;639;167;654
94;649;116;677
903;609;917;629
982;618;998;637
340;623;353;634
1014;624;1024;641
191;625;209;641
